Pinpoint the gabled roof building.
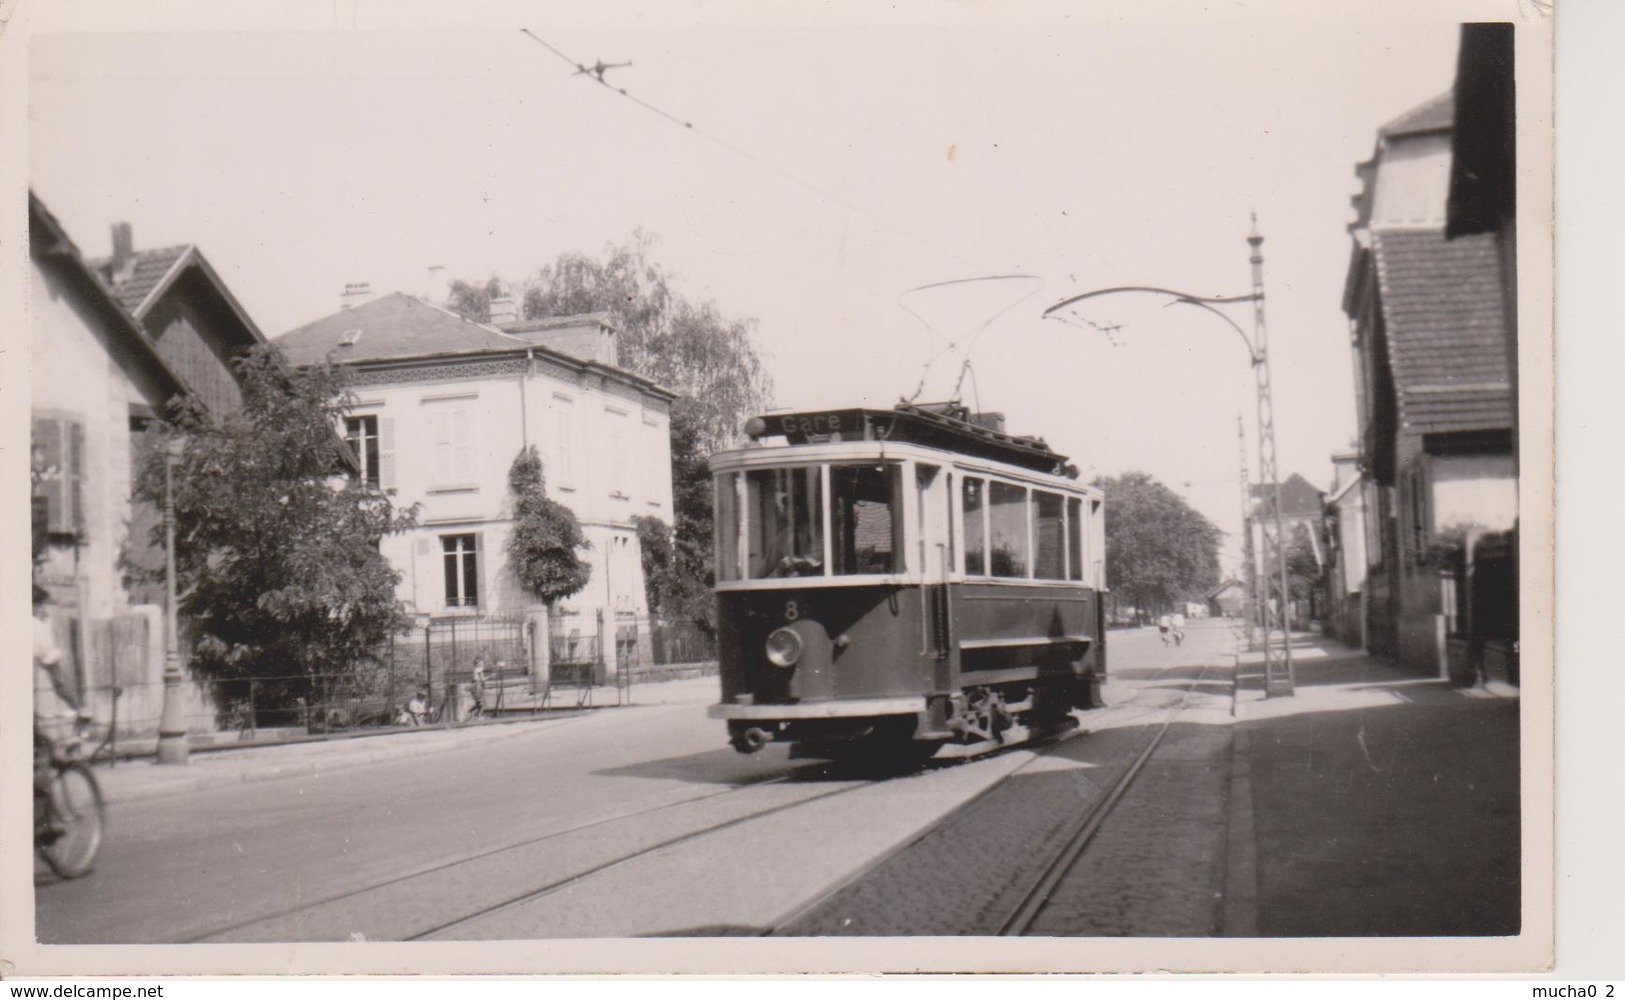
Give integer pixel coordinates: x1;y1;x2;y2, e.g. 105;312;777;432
275;289;678;680
30;193;263;734
1340;86;1518;675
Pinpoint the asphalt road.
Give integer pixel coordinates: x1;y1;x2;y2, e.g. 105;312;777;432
36;620;1236;943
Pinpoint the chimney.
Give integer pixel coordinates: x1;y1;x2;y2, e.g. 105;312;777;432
109;222;135;284
489;294;518;327
340;281;372;311
425;265;448;306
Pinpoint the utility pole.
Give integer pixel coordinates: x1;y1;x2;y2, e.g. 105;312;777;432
1040;216;1296;696
1248;217;1295;696
1237;413;1257;652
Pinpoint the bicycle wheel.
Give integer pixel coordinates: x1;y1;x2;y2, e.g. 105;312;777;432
41;762;104;879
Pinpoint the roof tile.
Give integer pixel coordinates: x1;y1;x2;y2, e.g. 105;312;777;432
86;245;191;315
1371;229;1512;434
273;293;532;366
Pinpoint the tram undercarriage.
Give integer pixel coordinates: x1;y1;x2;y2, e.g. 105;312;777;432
728;673;1101;762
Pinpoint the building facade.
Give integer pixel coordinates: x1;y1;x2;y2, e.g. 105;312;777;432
1245;472;1326;628
1341;90;1517;677
274;292;677;676
1323;449;1369;649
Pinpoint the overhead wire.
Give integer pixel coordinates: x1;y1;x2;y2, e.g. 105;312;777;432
896;274;1041;405
519;28;977;270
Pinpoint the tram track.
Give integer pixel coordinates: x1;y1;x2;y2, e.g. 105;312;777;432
409;729;1087;941
182;758;846;943
995;659;1216;936
763;652;1224;936
183;643;1219;942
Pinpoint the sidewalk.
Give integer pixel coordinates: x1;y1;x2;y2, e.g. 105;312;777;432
90;675;720;807
1226;632;1522;938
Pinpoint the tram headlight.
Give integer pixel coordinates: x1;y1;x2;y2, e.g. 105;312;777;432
765;627;803;668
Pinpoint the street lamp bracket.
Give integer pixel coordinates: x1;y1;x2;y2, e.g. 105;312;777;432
1040;285;1263;362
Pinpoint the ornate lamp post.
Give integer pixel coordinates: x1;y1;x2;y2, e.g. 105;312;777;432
156;437;191;764
1042;217;1294;696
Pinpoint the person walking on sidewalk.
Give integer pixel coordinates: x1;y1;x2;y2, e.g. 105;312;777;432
469;657;488;720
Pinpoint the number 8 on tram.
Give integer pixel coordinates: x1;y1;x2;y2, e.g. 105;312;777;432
708;403;1108;762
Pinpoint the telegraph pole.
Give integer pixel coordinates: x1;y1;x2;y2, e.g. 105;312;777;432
1247;217;1295;696
1041;216;1296;696
1237;414;1257;652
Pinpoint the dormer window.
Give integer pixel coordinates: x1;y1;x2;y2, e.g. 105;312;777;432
338;329;364;347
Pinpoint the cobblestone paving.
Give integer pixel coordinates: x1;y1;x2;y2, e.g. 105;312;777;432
778;647;1236;937
1022;710;1232;936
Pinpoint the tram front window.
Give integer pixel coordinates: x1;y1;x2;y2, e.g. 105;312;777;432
745;467;824;578
832;463;904;575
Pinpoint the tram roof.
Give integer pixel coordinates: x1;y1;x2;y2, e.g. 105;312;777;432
745;403;1073;476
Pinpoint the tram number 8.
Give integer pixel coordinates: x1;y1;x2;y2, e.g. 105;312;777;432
785;601;799;621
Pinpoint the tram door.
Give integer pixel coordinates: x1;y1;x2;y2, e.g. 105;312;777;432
916;464;954;691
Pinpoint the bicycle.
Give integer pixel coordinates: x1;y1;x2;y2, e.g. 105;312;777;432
35;715;106;880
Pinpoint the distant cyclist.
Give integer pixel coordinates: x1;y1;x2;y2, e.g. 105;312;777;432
1171;612;1186;646
1157;613;1173;645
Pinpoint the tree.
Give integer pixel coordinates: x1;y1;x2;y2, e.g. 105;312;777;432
129;346;418;700
448;232;773;455
445;275;504;325
505;446;592;607
631;396;720;628
1284;521;1323;617
1092;472;1222;623
449;235;772;628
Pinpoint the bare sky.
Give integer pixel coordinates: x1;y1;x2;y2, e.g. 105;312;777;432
24;0;1520;568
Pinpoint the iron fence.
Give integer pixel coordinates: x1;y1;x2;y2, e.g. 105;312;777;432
53;611;719;750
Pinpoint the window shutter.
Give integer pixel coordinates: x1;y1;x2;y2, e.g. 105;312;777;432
68;420;85;535
471;531;484;608
453;409;474;483
32;417;68;535
432;409;453;485
378;416;397;491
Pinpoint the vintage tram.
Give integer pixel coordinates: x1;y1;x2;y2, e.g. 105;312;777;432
708;402;1107;761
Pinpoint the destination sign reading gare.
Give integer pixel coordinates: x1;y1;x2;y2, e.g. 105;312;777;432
776;412;846;435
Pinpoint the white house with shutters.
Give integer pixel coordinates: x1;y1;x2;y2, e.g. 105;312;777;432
273;291;677;653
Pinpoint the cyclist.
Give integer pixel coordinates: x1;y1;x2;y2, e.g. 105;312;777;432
33;586;79;842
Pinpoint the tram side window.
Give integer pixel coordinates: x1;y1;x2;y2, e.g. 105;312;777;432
1033;490;1065;580
832;463;904;575
1066;496;1085;582
746;467;825;578
962;477;986;575
716;472;741;582
989;481;1029;578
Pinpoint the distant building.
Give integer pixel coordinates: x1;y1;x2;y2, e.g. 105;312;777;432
1204;579;1247;619
273;290;678;679
1341;87;1517;677
1323;449;1368;649
1245;472;1326;627
30;193;264;733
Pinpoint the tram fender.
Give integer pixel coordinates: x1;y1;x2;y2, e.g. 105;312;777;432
786;619;834;703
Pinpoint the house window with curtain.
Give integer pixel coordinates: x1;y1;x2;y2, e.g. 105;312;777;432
344;415;380;488
442;533;480;608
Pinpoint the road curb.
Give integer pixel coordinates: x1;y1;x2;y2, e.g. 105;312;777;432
99;713;587;806
1221;725;1260;936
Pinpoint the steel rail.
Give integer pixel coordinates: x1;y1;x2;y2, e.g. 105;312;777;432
180;762;833;944
994;662;1214;936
